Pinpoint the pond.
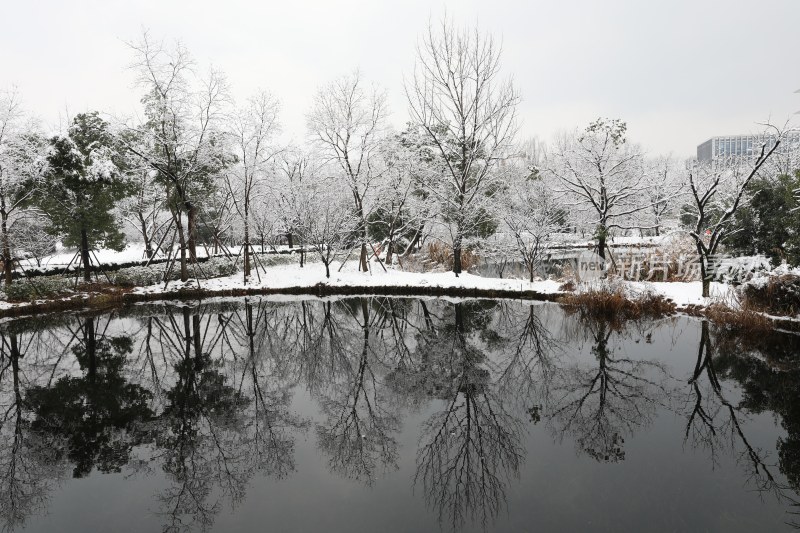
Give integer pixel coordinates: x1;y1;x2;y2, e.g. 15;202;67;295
0;297;799;532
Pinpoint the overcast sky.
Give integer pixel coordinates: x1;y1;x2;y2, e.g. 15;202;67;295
2;0;798;157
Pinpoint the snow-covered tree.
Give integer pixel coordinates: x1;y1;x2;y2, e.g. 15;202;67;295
685;129;783;297
10;213;55;268
501;176;563;282
124;31;231;282
295;177;360;278
307;71;387;272
643;155;683;237
0;88;46;283
368;133;430;265
225;90;281;282
406;18;519;276
37;112;131;282
117;129;168;260
200;186;237;254
545;118;649;260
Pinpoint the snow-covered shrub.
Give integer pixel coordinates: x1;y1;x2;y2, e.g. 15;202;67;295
259;254;298;267
4;277;74;301
111;264;167;287
111;256;239;287
202;256;238;278
741;274;800;316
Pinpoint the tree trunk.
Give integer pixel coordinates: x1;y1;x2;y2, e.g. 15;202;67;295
80;226;92;283
175;213;189;282
325;260;330;278
699;252;711;297
287;232;293;249
139;212;153;258
243;214;251;283
1;211;13;285
187;203;198;264
357;201;368;272
452;235;463;276
182;307;192;358
597;232;606;261
385;240;393;266
359;242;368;272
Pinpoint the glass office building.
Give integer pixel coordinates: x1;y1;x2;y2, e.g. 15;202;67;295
697;131;800;163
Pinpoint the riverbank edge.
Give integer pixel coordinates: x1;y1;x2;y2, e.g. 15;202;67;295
0;283;564;319
2;282;799;334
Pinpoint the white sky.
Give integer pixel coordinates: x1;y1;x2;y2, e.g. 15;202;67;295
2;0;799;157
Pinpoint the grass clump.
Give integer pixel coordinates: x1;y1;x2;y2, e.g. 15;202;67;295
740;274;800;317
425;242;480;272
558;283;675;322
558;279;576;292
704;302;773;334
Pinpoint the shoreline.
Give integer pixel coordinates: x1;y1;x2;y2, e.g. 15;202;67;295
1;279;798;334
0;282;563;319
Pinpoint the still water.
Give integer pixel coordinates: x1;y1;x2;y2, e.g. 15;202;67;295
0;297;798;532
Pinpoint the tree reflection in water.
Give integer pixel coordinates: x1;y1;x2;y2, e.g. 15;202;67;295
549;316;671;462
685;321;800;525
27;316;154;478
0;299;798;531
313;298;402;484
0;326;67;530
150;303;308;532
402;302;527;531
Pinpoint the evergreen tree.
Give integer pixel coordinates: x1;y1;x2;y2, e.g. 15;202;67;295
37;112;130;281
729;171;800;266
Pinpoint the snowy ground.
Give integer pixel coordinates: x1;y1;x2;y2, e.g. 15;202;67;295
18;242;298;270
4;243;796;323
606;280;735;308
131;261;737;310
132;261;564;296
20;234;672;272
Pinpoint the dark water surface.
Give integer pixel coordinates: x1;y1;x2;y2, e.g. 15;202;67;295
1;297;799;532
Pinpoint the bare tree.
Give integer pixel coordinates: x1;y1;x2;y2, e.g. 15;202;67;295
123;31;230;282
10;213;56;268
685;128;782;297
406;18;519;276
226;91;281;282
0;88;44;284
202;185;237;254
118;160;168;259
501;176;562;282
369;134;429;265
271;148;325;267
643;155;683;237
295;177;360;278
546;118;650;260
307;71;387;272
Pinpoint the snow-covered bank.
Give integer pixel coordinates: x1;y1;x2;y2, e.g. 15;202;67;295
1;260;798;333
131;262;564;297
611;280;733;309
